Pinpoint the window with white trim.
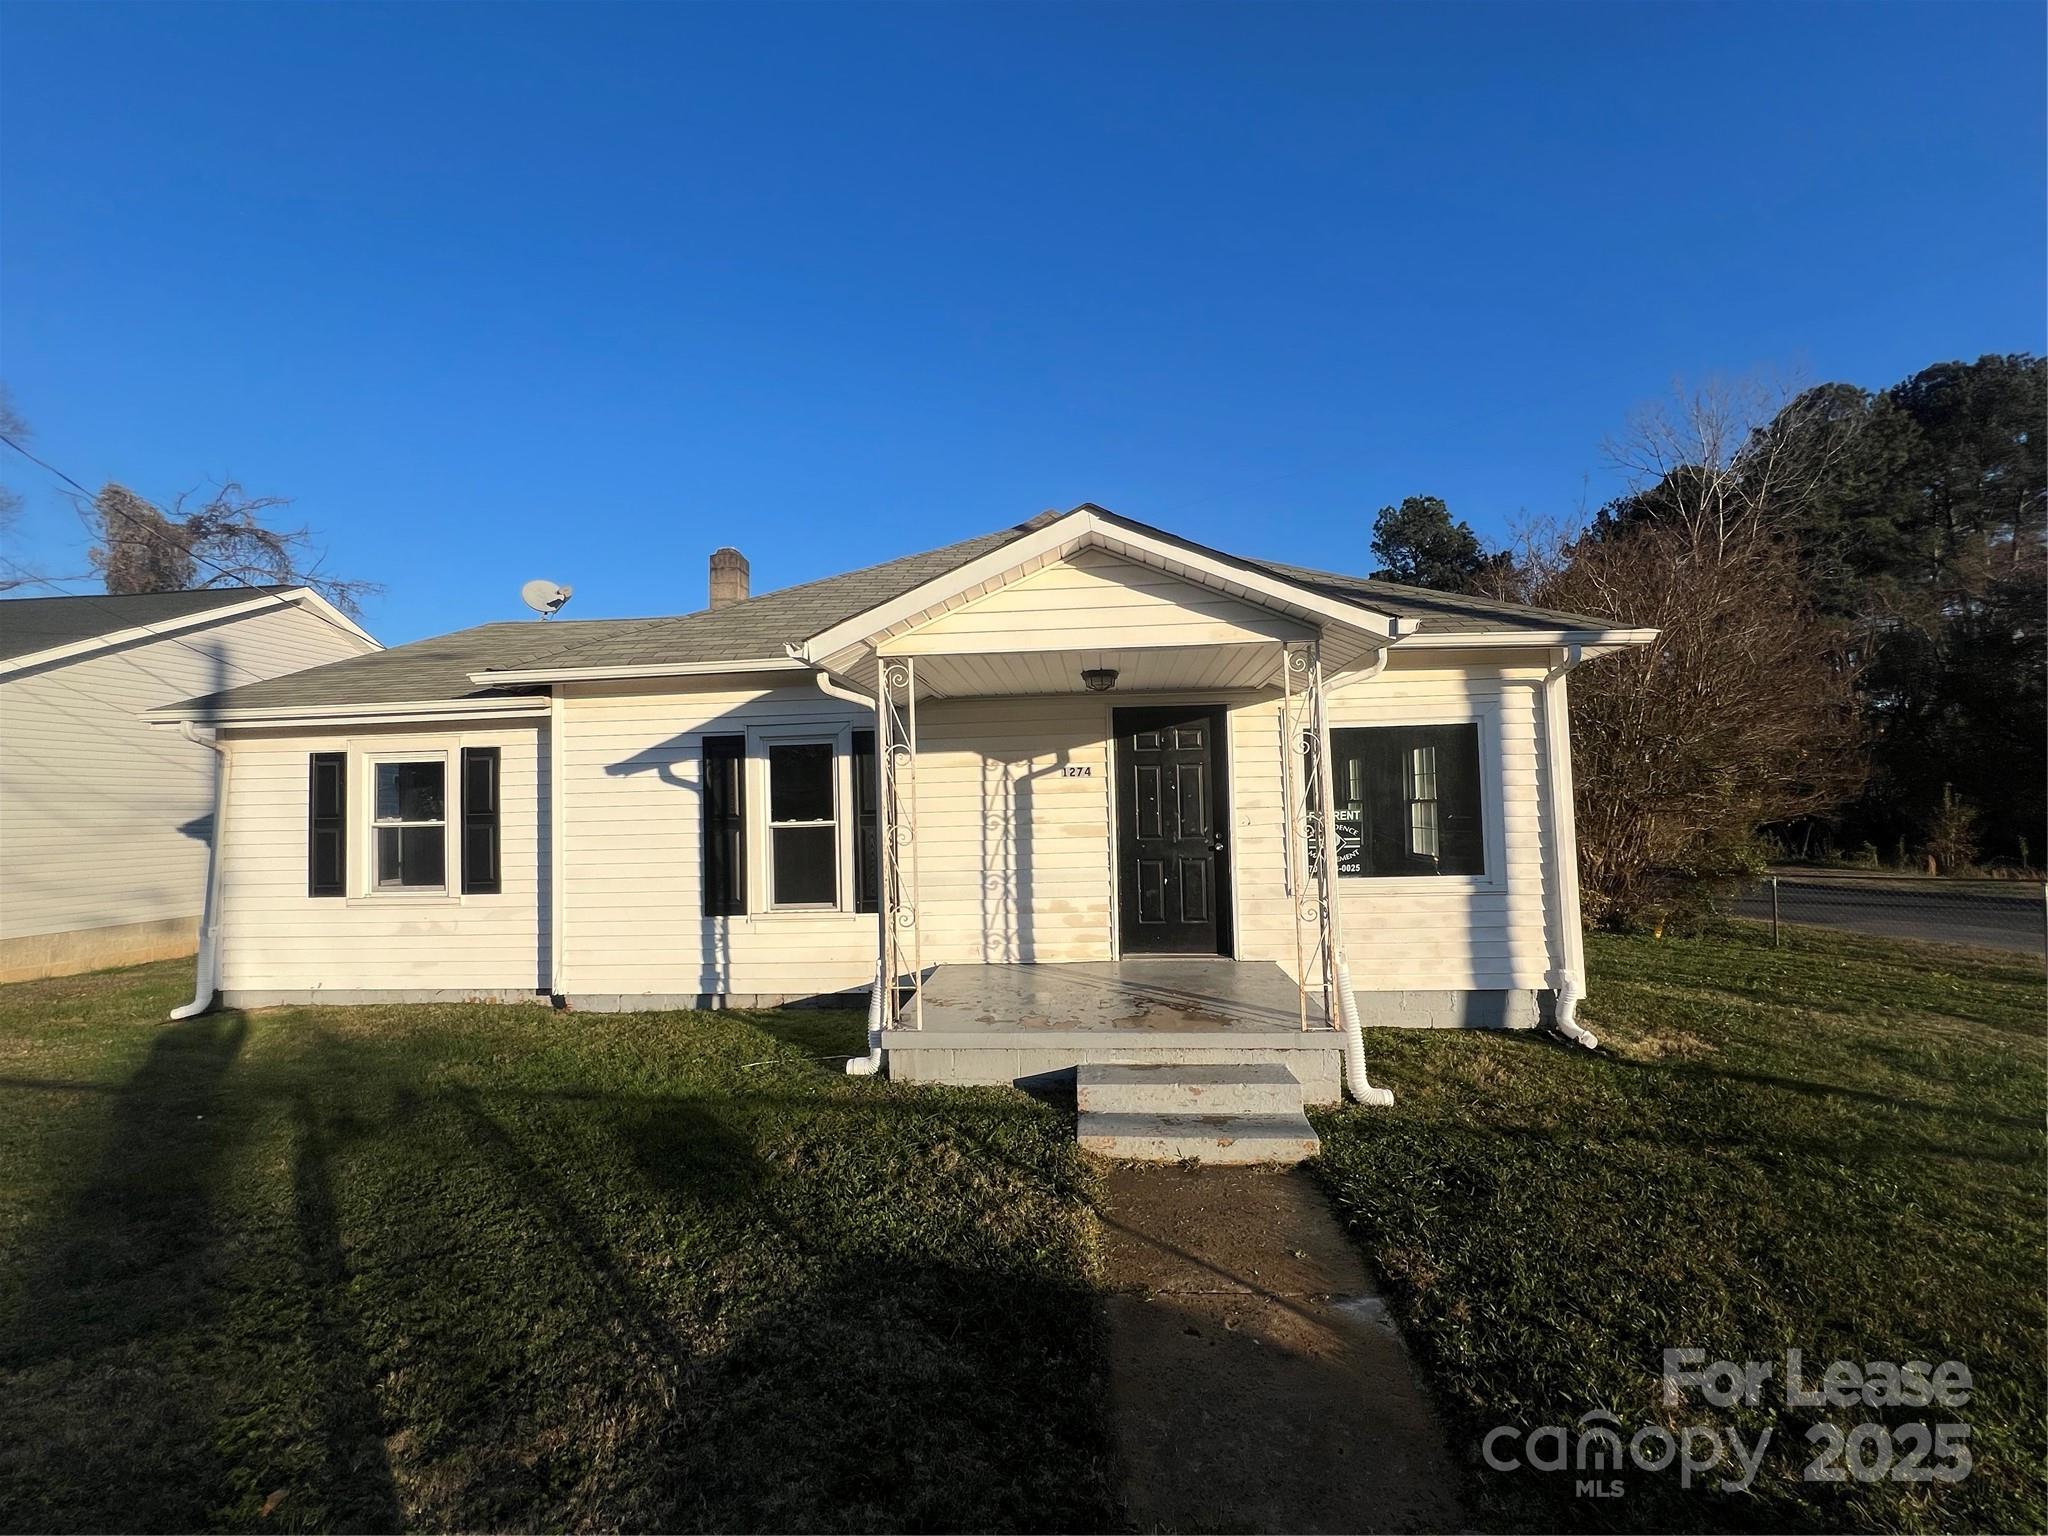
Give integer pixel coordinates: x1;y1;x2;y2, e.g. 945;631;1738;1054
767;740;838;907
1327;724;1483;877
372;759;448;889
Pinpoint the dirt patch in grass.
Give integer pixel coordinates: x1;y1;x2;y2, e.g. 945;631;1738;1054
0;964;1119;1532
1310;923;2046;1534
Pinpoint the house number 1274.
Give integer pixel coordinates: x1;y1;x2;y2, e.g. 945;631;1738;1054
1063;765;1093;777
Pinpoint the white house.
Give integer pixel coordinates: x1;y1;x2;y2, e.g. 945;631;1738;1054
148;507;1652;1127
0;585;380;981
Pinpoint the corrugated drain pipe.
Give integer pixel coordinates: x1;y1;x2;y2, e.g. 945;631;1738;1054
1335;958;1395;1105
794;650;886;1075
171;722;229;1021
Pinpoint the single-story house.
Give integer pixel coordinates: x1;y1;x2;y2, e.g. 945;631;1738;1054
149;506;1652;1107
1;585;380;981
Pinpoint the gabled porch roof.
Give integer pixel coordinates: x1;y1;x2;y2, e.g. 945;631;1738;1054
801;506;1400;656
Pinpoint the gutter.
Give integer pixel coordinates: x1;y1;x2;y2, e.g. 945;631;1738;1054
170;723;230;1021
788;644;887;1076
470;657;803;687
145;695;550;728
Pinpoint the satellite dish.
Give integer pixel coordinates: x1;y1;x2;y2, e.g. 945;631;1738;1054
521;579;573;618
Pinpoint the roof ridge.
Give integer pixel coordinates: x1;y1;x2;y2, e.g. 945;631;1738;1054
0;582;300;606
477;512;1060;674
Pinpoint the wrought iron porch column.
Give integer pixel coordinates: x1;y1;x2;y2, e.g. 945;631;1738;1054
878;656;923;1028
1306;641;1347;1034
1282;641;1342;1034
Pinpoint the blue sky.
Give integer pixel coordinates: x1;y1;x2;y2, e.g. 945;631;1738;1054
3;2;2041;644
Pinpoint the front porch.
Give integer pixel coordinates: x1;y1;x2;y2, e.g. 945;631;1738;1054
882;959;1345;1103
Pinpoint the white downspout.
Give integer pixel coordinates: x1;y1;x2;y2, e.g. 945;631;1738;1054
801;655;885;1075
1541;648;1598;1049
1324;645;1395;1105
170;722;229;1021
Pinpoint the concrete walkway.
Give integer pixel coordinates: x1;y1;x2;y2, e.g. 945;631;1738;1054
1097;1164;1465;1534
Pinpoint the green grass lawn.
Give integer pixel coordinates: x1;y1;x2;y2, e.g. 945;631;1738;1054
1311;922;2047;1534
4;930;2039;1536
0;964;1118;1534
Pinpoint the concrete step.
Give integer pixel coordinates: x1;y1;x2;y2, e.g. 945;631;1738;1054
1077;1110;1322;1166
1076;1061;1304;1116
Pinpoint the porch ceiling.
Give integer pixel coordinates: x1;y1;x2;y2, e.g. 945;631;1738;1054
864;641;1291;699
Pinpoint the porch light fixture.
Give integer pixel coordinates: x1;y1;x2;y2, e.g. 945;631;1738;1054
1080;667;1119;693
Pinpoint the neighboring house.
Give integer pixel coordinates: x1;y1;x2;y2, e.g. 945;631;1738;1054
150;506;1652;1103
0;586;380;981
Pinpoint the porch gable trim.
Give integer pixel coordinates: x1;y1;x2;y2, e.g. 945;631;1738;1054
796;507;1400;670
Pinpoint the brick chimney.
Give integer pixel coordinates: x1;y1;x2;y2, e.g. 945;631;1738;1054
709;547;750;608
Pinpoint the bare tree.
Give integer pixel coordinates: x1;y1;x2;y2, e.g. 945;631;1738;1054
1506;378;1867;927
86;480;379;617
0;387;51;594
1601;373;1861;557
0;385;24;534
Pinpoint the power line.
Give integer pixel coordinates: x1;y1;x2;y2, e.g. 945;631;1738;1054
0;429;374;650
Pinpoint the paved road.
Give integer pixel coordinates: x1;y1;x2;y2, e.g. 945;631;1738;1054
1734;878;2045;957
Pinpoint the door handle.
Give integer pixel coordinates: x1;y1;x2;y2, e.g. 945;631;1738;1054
1212;837;1226;852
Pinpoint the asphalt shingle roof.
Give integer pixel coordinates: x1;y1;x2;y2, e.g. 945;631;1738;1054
160;509;1622;717
0;585;299;665
159;619;646;715
1244;559;1614;633
498;515;1059;673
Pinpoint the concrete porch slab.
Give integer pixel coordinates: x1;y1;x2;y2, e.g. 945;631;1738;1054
905;958;1324;1034
881;959;1346;1102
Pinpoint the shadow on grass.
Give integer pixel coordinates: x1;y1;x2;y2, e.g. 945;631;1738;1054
3;1005;1116;1533
732;1006;868;1062
1637;1057;2043;1134
0;1016;408;1533
7;1013;250;1368
289;1088;403;1532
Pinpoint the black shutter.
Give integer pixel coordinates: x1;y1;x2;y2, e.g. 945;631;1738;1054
308;752;347;897
852;729;879;913
462;747;502;894
702;735;746;916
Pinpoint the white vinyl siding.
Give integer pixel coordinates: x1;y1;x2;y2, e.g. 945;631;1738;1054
1314;656;1556;990
559;681;875;998
187;651;1570;1005
885;546;1310;655
0;601;375;945
914;695;1114;964
213;719;545;995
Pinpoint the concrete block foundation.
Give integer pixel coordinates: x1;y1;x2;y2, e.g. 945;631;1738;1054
0;916;199;984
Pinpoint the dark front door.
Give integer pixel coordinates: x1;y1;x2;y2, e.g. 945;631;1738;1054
1114;706;1232;956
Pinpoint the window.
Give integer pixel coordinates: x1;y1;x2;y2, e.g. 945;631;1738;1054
701;735;746;916
852;729;879;913
1326;724;1484;877
768;740;837;907
373;759;447;889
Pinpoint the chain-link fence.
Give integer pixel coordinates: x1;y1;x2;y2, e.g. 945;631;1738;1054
1729;871;2047;964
